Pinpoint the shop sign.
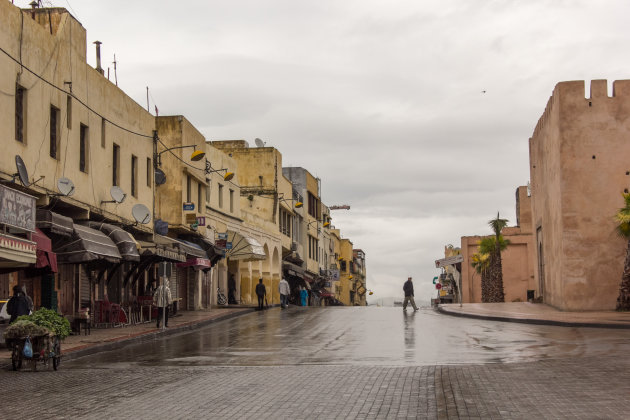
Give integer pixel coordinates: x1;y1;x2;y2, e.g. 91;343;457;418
215;239;227;248
0;184;35;231
226;242;232;250
0;232;36;254
217;232;228;240
183;202;195;211
196;216;206;226
185;213;198;223
329;269;339;280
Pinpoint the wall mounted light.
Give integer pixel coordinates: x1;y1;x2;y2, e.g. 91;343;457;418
205;160;234;181
156;144;205;167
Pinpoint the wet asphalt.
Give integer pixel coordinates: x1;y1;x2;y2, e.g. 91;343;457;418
67;306;630;368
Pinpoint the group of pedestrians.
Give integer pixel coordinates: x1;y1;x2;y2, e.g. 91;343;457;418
254;277;308;310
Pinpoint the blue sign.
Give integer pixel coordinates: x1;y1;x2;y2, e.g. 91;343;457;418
226;242;233;250
183;202;195;211
217;232;228;240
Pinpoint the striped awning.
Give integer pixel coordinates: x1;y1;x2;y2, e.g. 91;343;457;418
54;224;121;263
85;222;140;261
36;209;73;237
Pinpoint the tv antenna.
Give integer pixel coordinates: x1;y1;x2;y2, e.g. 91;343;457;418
154;168;167;186
14;155;30;186
101;186;126;204
132;203;151;224
254;138;266;148
57;177;75;196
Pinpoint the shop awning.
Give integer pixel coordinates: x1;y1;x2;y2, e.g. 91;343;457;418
85;221;140;261
318;291;335;298
32;228;58;272
0;232;36;268
173;239;207;258
178;234;224;266
36;209;73;237
138;235;186;262
53;224;122;263
225;230;266;261
176;257;212;270
283;261;305;279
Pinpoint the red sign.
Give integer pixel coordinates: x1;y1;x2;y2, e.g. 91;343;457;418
435;283;442;290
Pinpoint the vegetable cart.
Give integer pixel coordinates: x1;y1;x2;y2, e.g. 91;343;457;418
6;333;62;371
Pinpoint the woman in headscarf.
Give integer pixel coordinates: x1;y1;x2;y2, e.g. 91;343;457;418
7;285;30;323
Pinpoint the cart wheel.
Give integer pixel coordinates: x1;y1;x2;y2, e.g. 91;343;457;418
11;345;22;371
53;356;59;371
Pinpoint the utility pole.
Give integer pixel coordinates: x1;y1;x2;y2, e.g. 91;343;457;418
112;54;118;86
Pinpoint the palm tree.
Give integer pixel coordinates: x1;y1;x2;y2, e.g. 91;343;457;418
487;213;509;302
475;235;509;302
615;193;630;310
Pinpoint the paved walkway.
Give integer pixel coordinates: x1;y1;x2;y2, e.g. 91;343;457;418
437;302;630;328
0;306;254;367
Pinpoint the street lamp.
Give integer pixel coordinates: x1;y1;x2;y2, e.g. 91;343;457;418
278;194;303;208
155;144;206;167
205;160;234;182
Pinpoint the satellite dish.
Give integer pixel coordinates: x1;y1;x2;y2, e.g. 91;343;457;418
254;138;265;148
110;186;126;203
57;177;75;196
132;203;151;224
154;168;167;185
15;155;30;186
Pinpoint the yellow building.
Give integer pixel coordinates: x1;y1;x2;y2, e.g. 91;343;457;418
211;141;284;305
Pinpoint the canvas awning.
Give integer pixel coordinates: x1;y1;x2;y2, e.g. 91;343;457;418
53;224;121;263
32;228;58;272
225;231;266;261
176;257;212;270
36;209;73;237
283;261;305;279
0;232;36;268
178;234;224;266
173;239;207;258
85;222;140;261
138;235;186;262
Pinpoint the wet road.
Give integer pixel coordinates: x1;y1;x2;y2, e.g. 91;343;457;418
70;306;630;368
3;307;630;419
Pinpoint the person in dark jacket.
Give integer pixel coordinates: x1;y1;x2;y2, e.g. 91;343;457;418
402;277;419;311
7;285;30;323
255;278;266;310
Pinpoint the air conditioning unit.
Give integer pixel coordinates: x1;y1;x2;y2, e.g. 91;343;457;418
291;242;298;251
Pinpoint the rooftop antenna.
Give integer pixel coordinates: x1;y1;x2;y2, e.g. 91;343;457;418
254;138;266;147
112;54;118;86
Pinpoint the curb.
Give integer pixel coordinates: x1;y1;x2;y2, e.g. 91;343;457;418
436;305;630;329
1;308;256;369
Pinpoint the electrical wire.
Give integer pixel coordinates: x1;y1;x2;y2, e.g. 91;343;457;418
0;44;153;139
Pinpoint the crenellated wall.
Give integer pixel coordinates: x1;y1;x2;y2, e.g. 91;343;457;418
530;79;630;310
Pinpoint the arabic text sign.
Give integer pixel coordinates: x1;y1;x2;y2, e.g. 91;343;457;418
0;184;35;231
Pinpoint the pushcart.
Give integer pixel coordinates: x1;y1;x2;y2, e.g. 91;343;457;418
6;333;62;371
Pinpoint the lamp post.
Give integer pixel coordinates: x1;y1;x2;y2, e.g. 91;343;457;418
205;160;234;181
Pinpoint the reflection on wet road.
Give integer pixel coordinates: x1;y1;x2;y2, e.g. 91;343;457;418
68;307;630;368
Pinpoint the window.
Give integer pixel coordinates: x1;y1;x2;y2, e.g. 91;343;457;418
218;184;224;208
198;181;203;211
112;144;120;185
131;155;138;197
50;105;60;158
340;260;347;272
146;157;151;187
186;175;192;203
308;192;318;218
279;208;292;238
229;189;234;213
205;178;211;204
79;124;88;173
15;84;26;143
66;95;72;129
308;236;319;261
101;118;106;148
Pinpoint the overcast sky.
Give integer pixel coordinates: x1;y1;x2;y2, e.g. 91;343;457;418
22;0;630;304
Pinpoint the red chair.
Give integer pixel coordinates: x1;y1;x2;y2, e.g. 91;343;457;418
109;304;121;327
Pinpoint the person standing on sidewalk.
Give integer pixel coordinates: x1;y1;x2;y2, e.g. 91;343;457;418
153;279;172;328
403;277;419;311
279;277;290;309
7;285;30;323
255;278;266;310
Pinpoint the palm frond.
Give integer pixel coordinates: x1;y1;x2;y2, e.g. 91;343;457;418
488;212;509;236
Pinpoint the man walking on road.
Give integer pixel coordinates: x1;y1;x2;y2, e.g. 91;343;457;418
279;277;290;309
403;277;419;311
153;279;172;328
255;278;266;310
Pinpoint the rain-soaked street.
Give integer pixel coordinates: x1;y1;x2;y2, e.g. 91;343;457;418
3;306;630;419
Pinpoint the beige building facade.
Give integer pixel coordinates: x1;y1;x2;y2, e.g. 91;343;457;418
529;80;630;310
460;186;536;303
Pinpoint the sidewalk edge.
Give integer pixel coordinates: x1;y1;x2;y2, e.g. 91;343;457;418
436;305;630;329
